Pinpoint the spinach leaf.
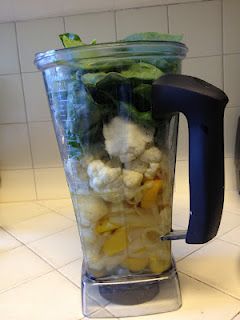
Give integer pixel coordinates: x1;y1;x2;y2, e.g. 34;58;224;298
141;57;180;74
66;81;103;147
95;72;132;104
59;33;84;48
77;59;134;72
122;32;183;42
59;33;97;48
121;62;163;81
133;84;152;112
119;101;155;127
81;72;107;87
97;72;130;89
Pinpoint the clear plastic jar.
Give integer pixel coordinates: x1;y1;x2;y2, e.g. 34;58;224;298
35;41;187;279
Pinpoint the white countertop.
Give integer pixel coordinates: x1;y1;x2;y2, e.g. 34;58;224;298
0;191;239;319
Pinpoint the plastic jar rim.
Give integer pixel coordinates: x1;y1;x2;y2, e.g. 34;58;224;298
34;40;188;71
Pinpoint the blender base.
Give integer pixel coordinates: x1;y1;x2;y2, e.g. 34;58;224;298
81;263;182;318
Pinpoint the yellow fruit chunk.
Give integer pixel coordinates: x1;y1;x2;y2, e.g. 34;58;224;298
103;227;128;256
95;217;119;234
122;256;148;272
141;179;164;209
149;255;171;274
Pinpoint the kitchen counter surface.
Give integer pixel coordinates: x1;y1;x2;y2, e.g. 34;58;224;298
0;191;239;320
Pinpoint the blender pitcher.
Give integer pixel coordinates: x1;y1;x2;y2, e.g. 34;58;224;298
35;40;228;318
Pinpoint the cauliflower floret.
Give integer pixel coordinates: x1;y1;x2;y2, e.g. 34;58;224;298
87;160;124;202
76;195;108;226
123;170;143;202
140;147;162;163
103;117;154;163
123;169;143;188
124;158;148;174
87;159;105;178
144;163;161;179
87;160;122;191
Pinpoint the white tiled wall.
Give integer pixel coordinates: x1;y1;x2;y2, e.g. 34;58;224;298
0;0;240;201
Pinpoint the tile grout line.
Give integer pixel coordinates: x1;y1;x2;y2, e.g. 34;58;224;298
0;197;70;205
5;224;75;248
0;119;52;126
230;311;240;320
0;269;54;296
0;226;83;294
0;0;214;25
13;21;38;200
176;226;240;265
216;217;240;239
178;270;240;301
2;103;240;125
0;154;238;171
0;165;63;172
176;241;210;263
113;10;118;41
35;201;76;222
166;5;170;34
62;15;66;33
216;237;240;248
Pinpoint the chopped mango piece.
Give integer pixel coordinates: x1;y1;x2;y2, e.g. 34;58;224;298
122;256;148;272
103;227;128;256
95;217;119;234
141;179;164;209
149;255;171;274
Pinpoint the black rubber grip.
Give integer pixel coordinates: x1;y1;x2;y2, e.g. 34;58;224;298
152;74;228;244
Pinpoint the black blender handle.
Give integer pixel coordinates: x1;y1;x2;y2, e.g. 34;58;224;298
152;74;228;244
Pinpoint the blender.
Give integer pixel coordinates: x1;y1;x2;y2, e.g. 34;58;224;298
35;38;228;317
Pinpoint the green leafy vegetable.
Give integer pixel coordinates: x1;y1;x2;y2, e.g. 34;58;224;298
97;72;130;89
66;81;103;150
119;102;155;127
133;84;152;111
81;72;107;87
81;72;131;108
55;31;184;156
59;33;97;48
121;62;164;81
77;59;134;72
59;33;84;48
122;32;183;42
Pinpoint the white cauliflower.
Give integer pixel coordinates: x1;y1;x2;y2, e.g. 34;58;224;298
87;160;122;191
103;117;154;163
122;169;143;188
124;158;148;174
122;170;143;202
87;160;124;202
144;163;160;179
76;195;108;226
140;146;162;163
